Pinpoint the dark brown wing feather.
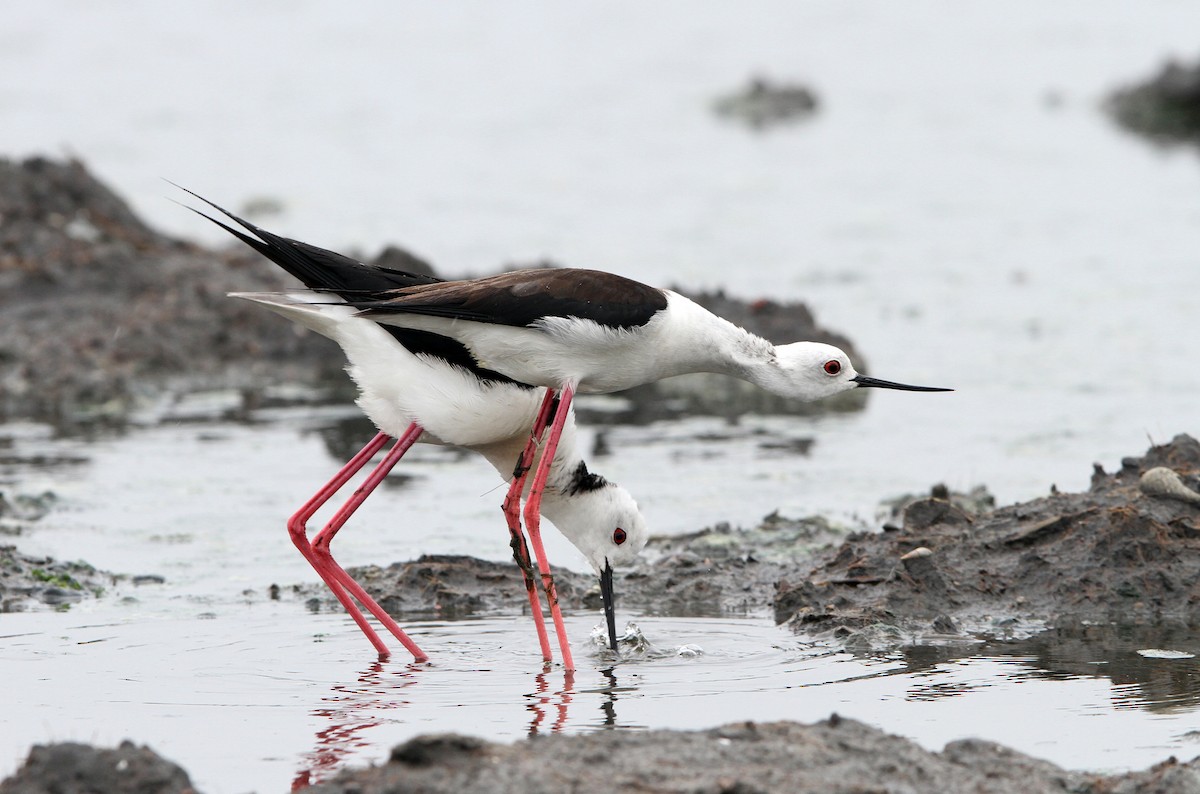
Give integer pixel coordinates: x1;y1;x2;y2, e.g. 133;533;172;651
186;190;530;387
351;269;668;330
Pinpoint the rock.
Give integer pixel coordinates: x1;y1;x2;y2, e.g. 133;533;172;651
1140;466;1200;506
7;719;1200;794
713;76;820;130
302;716;1200;794
0;740;196;794
880;483;995;523
776;434;1200;640
903;498;973;531
1106;55;1200;146
0;545;109;612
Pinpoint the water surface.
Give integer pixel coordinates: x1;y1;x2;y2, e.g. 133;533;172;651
3;2;1200;791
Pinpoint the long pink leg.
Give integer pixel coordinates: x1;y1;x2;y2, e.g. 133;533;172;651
289;432;393;656
522;384;577;671
311;423;428;662
502;389;559;663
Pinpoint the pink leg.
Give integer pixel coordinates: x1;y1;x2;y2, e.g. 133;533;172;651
289;432;393;656
311;423;428;662
522;384;577;671
502;389;559;663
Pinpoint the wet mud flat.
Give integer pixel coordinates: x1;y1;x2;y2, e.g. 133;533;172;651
4;433;1185;792
776;433;1200;646
6;156;1200;790
291;435;1200;652
5;715;1200;794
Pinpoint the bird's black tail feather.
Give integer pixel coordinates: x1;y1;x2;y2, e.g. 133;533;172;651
180;184;533;389
176;184;441;299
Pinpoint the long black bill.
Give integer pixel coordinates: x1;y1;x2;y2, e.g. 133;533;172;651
851;375;953;392
599;560;619;654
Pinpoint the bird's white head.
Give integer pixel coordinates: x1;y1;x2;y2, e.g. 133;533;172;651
768;342;861;400
540;479;648;654
540;481;649;576
767;341;952;400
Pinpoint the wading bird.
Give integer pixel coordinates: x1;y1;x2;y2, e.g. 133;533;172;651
341;268;953;629
191;197;648;669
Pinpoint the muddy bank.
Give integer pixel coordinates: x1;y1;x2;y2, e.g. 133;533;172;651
6;715;1198;794
310;714;1200;794
776;433;1200;642
289;435;1200;648
287;512;847;623
0;157;345;426
0;741;196;794
0;155;862;428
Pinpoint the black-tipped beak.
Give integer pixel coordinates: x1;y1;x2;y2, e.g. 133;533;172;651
851;374;953;392
600;560;618;654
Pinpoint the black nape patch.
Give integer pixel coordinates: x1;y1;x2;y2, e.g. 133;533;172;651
565;461;608;496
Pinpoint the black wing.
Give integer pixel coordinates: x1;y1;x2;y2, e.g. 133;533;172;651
185;189;530;388
351;268;669;331
181;188;440;294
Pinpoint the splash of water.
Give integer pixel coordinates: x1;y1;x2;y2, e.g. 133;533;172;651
588;622;705;661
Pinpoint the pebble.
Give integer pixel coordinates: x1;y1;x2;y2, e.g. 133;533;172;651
1139;467;1200;505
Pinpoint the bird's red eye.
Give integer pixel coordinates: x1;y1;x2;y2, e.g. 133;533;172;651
613;528;627;545
824;360;842;375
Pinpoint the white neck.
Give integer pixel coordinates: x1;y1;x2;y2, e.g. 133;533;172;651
659;292;780;382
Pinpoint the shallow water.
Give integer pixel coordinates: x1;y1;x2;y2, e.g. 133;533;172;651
5;413;1200;793
7;595;1200;792
4;1;1200;791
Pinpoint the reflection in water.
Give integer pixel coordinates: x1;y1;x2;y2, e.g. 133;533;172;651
523;666;641;736
292;661;422;791
888;624;1200;713
526;670;575;736
598;668;618;728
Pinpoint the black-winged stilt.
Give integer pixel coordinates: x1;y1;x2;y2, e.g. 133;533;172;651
343;270;952;603
190;198;648;670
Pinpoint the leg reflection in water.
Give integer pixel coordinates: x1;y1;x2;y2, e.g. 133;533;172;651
292;661;423;791
527;670;575;736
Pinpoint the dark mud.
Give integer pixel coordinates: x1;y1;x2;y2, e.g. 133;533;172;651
0;741;196;794
7;716;1198;794
0;157;347;427
309;715;1200;794
287;435;1200;651
286;512;848;623
713;76;820;130
0;544;109;612
776;433;1200;643
0;155;860;428
1106;55;1200;147
0;486;110;611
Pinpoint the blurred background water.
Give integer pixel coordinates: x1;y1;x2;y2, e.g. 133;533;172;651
3;2;1200;791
